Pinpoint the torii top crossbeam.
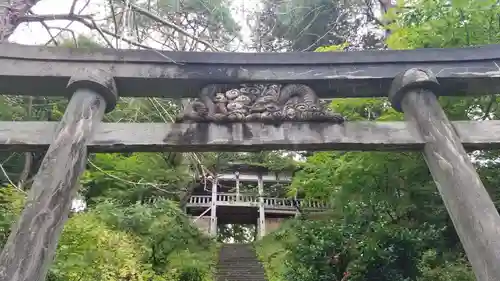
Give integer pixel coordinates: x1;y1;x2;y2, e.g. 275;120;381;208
0;42;499;99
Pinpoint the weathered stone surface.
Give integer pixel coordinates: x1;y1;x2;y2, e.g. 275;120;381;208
0;42;499;98
176;83;344;123
0;120;499;152
0;89;107;281
67;68;118;113
389;68;441;112
392;68;500;281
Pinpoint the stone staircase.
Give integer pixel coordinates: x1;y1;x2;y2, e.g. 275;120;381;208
216;243;267;281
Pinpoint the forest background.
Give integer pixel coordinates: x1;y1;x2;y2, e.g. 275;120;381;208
0;0;499;280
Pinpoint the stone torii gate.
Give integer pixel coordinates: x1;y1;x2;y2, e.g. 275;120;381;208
0;43;499;281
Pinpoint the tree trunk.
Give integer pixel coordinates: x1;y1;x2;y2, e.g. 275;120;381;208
0;0;43;41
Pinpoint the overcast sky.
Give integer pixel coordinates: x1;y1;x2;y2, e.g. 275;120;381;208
10;0;259;48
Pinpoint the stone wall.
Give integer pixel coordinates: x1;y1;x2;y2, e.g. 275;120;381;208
190;216;211;236
264;217;287;235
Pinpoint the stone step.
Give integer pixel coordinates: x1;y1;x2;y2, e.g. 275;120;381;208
215;244;267;281
217;264;263;267
216;268;264;272
217;272;265;276
216;276;266;280
219;256;257;258
216;266;265;271
216;277;266;281
217;271;262;278
217;258;262;262
217;276;266;281
217;262;262;264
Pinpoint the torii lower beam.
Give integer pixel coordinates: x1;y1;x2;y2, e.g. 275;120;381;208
0;120;500;152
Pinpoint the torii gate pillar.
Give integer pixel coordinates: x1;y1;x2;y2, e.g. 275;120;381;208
389;68;500;281
0;69;118;281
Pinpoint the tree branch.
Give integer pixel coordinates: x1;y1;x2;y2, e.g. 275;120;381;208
0;0;44;41
116;0;221;51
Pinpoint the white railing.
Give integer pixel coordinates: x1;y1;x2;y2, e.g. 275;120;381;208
216;193;259;203
263;198;330;209
187;194;330;210
188;195;211;205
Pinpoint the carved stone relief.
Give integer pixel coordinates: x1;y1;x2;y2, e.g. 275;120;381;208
176;84;345;123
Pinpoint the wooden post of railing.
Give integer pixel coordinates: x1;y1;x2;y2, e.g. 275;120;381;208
210;176;217;237
193;206;212;223
257;173;265;239
235;171;240;201
0;69;118;281
389;68;500;281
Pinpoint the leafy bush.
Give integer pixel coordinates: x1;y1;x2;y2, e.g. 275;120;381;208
92;199;218;281
48;212;148;281
255;219;298;281
0;186;25;247
256;215;473;281
417;250;474;281
0;187;217;281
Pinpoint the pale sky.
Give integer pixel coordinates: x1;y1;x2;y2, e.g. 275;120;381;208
11;0;102;45
10;0;260;49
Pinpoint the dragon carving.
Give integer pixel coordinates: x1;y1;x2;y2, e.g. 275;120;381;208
176;84;345;123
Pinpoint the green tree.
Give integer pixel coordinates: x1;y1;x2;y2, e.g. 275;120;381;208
93;199;217;280
254;0;383;51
